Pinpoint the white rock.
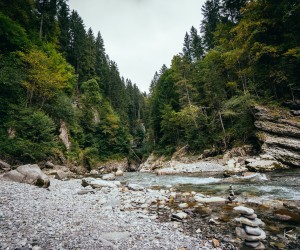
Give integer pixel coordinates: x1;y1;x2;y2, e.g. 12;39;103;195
90;169;99;175
172;212;188;220
195;197;226;203
128;184;144;191
102;173;116;180
178;203;189;208
115;170;124;176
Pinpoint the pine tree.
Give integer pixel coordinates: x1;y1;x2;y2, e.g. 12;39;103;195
189;26;204;61
201;0;221;50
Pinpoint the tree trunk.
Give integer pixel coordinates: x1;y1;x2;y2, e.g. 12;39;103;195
218;111;227;148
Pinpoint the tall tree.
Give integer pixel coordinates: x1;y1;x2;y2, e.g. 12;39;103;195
201;0;221;50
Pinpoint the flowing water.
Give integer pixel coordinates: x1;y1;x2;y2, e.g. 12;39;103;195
116;169;300;248
117;168;300;201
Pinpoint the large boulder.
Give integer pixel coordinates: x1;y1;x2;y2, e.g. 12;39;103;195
246;159;285;172
2;164;50;188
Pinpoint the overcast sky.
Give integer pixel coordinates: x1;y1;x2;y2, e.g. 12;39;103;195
68;0;205;93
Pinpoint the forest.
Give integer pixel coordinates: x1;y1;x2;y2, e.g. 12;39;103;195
0;0;299;168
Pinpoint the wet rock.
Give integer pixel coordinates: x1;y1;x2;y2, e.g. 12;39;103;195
3;164;50;188
128;184;144;191
235;227;266;241
102;173;116;181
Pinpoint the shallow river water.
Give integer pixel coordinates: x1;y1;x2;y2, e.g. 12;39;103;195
117;168;300;201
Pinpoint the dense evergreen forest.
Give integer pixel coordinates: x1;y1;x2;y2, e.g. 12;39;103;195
147;0;300;156
0;0;145;167
0;0;299;167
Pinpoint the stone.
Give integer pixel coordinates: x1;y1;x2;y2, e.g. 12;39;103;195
81;178;118;188
233;206;254;215
3;164;50;188
235;217;265;227
102;173;116;180
128;184;144;191
244;225;264;236
247;160;283;172
45;161;54;168
227;159;236;168
0;160;11;170
54;170;70;180
178;203;189;208
77;190;95;195
90;169;99;175
236;227;266;241
172;212;188;220
244;240;261;248
212;239;220;248
195;197;226;203
243;213;258;220
115;170;124;176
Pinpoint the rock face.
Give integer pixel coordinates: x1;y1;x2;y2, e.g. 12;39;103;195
254;105;300;167
59;121;71;150
2;164;50;188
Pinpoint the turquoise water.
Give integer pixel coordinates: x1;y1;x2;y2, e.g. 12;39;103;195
117;169;300;201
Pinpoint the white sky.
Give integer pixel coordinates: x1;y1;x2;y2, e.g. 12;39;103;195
68;0;205;93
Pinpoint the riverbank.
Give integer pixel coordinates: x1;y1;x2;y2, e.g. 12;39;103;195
0;178;221;250
1;170;300;249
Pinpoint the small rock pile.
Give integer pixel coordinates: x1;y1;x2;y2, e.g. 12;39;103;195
227;185;236;203
234;206;266;249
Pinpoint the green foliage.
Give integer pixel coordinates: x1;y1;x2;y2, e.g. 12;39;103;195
0;12;30;51
0;110;57;162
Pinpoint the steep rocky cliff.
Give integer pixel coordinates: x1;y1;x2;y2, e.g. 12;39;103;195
254;105;300;167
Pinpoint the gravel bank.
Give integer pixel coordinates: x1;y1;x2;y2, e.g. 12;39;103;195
0;179;216;250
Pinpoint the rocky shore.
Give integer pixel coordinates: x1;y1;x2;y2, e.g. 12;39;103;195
0;178;221;250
